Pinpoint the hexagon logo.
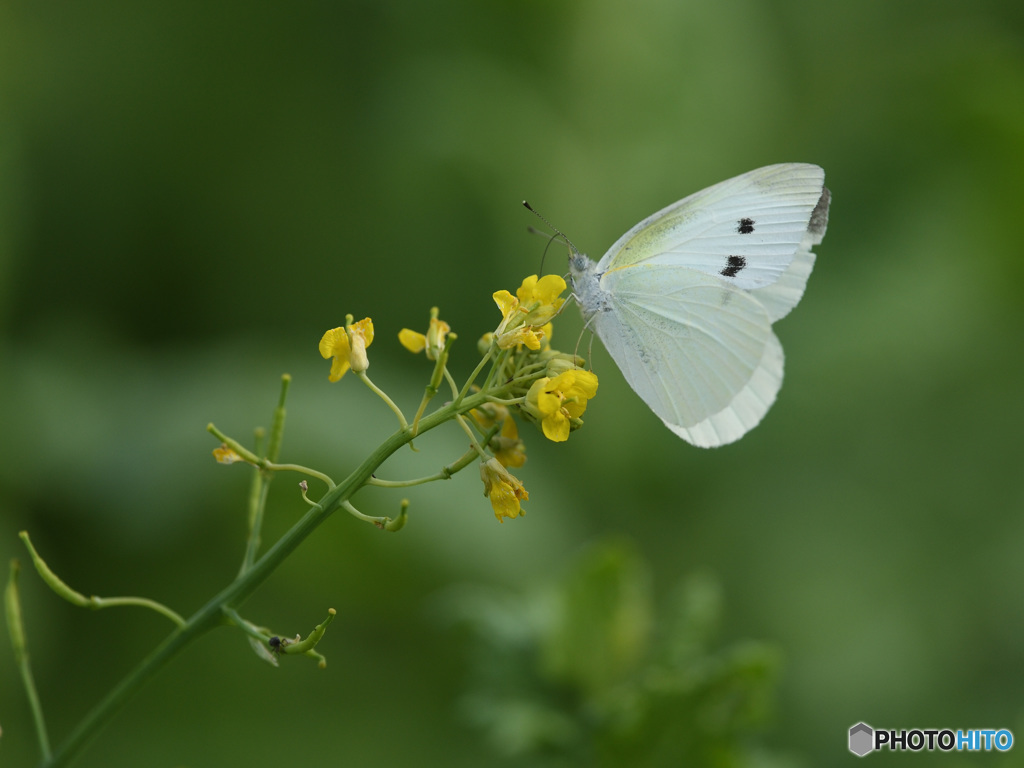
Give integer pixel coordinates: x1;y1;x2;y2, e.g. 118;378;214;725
849;722;874;757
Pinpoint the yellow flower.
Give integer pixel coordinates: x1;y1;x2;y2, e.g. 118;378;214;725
491;275;566;350
496;324;546;351
319;318;374;381
516;274;566;324
525;369;599;442
212;445;243;464
398;309;451;360
470;404;526;468
479;458;529;523
492;289;518;323
491;291;544;350
491;414;527;468
470;401;509;430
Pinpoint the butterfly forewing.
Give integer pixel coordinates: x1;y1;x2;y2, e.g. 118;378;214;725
596;164;826;292
748;184;830;321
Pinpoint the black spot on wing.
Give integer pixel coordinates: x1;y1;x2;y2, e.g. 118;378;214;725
721;255;746;278
737;217;755;234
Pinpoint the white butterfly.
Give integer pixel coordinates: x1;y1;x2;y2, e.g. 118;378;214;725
568;163;830;448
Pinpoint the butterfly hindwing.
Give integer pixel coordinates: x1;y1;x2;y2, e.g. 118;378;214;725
593;264;777;435
663;333;784;447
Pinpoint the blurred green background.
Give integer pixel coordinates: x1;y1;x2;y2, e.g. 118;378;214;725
2;0;1023;765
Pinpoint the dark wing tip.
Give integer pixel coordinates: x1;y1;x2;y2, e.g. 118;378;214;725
807;187;831;242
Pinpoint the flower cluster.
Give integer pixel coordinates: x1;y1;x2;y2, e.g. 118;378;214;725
487;274;598;440
308;275;598;525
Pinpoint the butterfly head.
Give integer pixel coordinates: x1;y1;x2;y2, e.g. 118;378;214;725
568;251;593;282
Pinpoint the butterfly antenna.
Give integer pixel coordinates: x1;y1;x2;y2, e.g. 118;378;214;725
523;200;581;266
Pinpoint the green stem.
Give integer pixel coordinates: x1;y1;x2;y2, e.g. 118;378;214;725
342;500;388;527
83;597;185;628
19;643;51;761
239;470;271;575
221;607;269;641
366;442;487;488
239;376;293;575
43;599;225;768
263;462;336;489
6;560;51;761
266;375;290;463
455;346;497;405
454;413;490;460
206;423;262;466
484;395;526;407
411;334;456;437
358;372;409;429
478;347;509;394
18;533;185;627
43;389;495;768
442;367;460;399
206;423;335;491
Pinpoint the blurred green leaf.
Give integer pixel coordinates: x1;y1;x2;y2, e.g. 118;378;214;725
540;539;652;697
447;540;784;767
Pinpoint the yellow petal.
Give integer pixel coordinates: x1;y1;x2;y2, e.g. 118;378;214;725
494;418;526;468
492;290;518;318
516;275;540;304
524;377;550;420
542;413;570;442
496;326;533;350
501;416;519;440
328;356;351;382
533;274;567;304
350;317;374;348
521;329;542;350
398;328;426;354
572;370;599;398
212;445;243;464
480;459;528;521
496;446;526;469
319;327;349;360
536;388;562;416
564;398;589;419
489;481;522;522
